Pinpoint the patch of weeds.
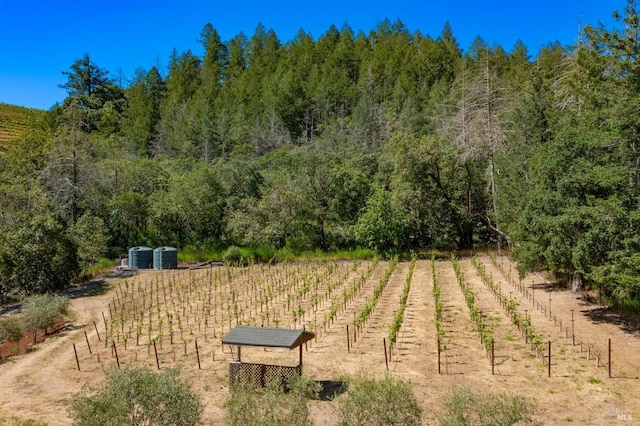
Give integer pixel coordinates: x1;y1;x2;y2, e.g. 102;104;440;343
506;334;514;341
559;348;566;355
587;377;602;385
565;417;573;422
225;374;320;426
0;418;48;426
211;371;225;383
339;373;422;426
440;387;540;426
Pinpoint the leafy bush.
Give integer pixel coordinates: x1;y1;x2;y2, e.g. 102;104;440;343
0;316;23;344
224;375;320;426
70;366;203;426
248;245;277;263
68;213;109;274
0;214;79;296
440;387;540;426
21;294;69;335
86;258;115;276
339;373;422;426
223;245;246;266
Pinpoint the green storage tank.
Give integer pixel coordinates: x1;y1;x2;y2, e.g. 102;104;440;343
128;246;153;269
153;246;178;269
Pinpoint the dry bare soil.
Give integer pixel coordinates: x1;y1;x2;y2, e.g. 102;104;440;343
0;256;638;425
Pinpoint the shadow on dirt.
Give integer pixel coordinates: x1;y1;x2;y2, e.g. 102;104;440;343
1;270;136;317
66;270;138;300
582;306;639;334
317;380;347;401
528;281;640;334
65;279;112;299
0;304;21;316
530;282;568;293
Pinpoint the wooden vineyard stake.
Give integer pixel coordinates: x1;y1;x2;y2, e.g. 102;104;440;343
491;339;495;375
73;344;80;371
346;325;350;353
547;341;551;378
383;338;388;371
101;311;108;335
437;338;441;374
609;339;612;378
571;310;575;346
84;331;92;355
113;342;120;369
195;339;201;370
93;321;101;342
153;340;160;370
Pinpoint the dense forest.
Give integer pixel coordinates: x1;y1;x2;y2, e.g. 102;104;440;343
1;2;640;311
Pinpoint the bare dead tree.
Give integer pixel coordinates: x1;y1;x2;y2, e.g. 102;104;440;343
442;49;510;251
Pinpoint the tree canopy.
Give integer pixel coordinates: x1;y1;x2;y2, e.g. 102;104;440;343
3;4;640;311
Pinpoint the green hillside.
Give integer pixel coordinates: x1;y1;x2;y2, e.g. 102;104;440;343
0;103;44;146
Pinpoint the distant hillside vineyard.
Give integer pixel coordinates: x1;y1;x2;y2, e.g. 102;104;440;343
0;103;43;146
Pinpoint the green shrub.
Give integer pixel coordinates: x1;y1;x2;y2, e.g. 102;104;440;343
70;366;203;426
0;316;23;344
179;244;223;263
248;245;277;263
223;246;246;266
339;373;422;426
224;375;320;426
440;387;540;426
86;258;115;276
21;294;69;335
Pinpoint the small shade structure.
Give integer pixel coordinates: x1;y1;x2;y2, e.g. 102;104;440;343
221;325;315;388
222;325;314;364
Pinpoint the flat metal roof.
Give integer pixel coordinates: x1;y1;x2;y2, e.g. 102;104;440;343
221;325;315;349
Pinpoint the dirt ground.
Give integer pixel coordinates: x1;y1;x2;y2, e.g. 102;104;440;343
0;256;639;425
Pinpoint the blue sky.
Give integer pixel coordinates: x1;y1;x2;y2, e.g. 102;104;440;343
0;0;627;110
